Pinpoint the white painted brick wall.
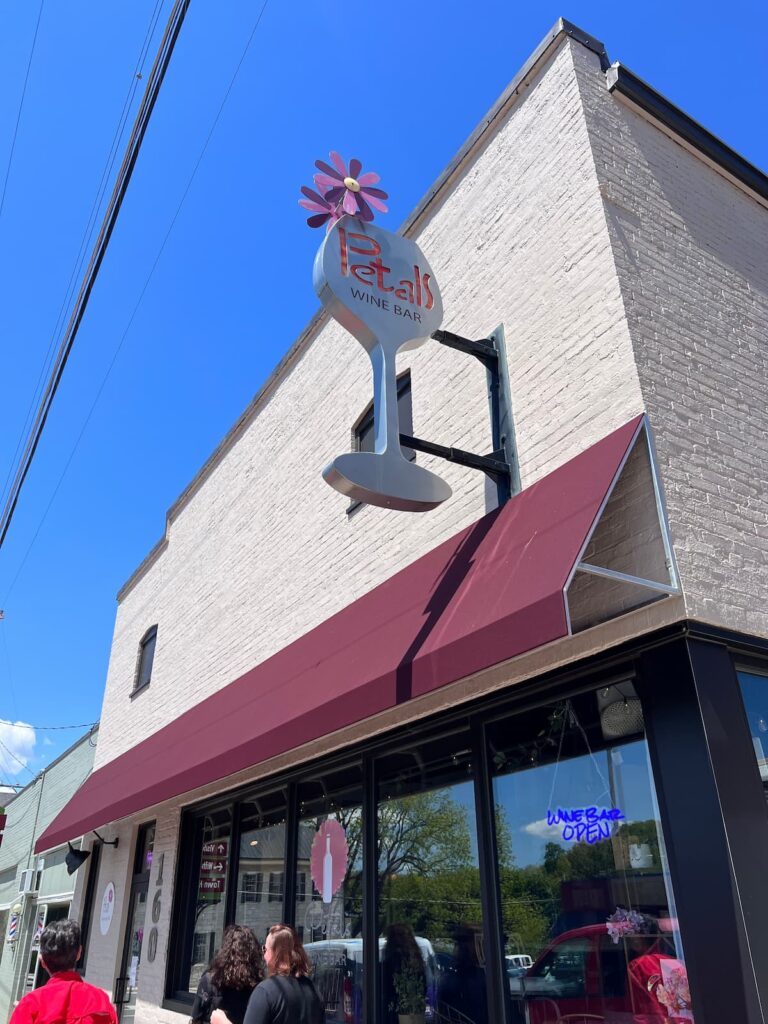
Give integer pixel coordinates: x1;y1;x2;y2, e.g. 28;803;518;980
94;36;643;771
571;43;768;635
84;35;768;1020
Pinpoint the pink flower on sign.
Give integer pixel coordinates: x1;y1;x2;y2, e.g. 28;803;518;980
298;186;344;230
299;152;388;229
310;818;348;904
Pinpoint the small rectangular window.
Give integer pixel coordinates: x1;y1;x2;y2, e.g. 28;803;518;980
134;626;157;692
240;872;263;904
268;871;283;903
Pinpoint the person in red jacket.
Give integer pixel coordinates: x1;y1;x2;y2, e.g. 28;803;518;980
10;919;117;1024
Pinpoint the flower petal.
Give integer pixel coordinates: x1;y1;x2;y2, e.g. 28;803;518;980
348;158;362;179
299;199;331;213
329;151;348;177
307;212;331;228
323;186;345;204
362;192;388;213
361;186;388;200
356;171;380;186
356;195;374;221
342;189;359;215
314;159;344;181
301;185;330;206
314;173;342;191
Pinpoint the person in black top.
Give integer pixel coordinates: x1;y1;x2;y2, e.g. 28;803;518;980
191;925;262;1024
213;925;322;1024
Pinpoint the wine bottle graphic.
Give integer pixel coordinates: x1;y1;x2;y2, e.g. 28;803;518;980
322;834;333;904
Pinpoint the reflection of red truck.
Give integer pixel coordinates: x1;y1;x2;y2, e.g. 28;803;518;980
510;924;692;1023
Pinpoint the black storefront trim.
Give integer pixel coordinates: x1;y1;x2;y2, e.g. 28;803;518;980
164;620;768;1023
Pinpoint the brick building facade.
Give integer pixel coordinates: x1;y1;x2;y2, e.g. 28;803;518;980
34;20;768;1024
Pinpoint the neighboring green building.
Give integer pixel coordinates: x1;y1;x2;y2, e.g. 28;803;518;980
0;728;97;1023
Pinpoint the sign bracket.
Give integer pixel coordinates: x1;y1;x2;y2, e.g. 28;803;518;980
399;328;520;505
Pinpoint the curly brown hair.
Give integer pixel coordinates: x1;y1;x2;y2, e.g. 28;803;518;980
210;925;262;990
265;924;311;978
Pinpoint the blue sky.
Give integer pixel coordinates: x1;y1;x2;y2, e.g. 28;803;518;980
0;0;765;784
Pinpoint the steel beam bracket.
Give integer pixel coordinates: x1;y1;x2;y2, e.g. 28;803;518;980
397;327;520;505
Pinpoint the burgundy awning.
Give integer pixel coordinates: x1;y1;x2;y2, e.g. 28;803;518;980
36;416;643;852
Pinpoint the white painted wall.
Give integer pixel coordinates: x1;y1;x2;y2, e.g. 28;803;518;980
95;35;642;772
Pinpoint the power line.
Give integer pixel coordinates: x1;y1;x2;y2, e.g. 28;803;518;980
0;720;98;732
2;0;272;600
0;735;36;778
0;0;46;224
0;0;166;517
0;0;192;554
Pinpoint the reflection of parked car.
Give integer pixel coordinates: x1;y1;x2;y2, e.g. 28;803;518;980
509;923;685;1023
505;954;533;977
305;937;438;1024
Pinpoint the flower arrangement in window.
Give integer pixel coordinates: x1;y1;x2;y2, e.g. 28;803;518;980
606;906;647;944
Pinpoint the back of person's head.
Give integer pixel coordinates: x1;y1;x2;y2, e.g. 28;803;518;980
210;925;261;990
40;919;81;974
265;925;310;978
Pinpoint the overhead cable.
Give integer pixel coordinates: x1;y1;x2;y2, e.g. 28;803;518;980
0;0;192;553
0;0;166;516
1;0;271;600
0;0;46;224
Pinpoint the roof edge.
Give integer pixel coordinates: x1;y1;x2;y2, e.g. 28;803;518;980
606;62;768;205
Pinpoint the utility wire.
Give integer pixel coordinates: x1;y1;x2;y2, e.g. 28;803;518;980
0;0;46;224
2;0;271;601
0;0;166;516
0;0;192;553
0;720;98;732
0;734;36;777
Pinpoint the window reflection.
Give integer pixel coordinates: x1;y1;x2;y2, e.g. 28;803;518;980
489;685;695;1024
377;736;486;1024
234;792;286;941
297;765;364;1024
737;670;768;801
189;808;231;993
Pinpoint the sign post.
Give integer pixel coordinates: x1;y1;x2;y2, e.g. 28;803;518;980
314;219;452;512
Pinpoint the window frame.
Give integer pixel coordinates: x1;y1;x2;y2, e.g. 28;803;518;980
132;625;158;697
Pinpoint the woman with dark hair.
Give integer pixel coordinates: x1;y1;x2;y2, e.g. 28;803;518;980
191;925;262;1024
213;925;322;1024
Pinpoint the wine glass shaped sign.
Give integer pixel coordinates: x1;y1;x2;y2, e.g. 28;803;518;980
303;154;452;512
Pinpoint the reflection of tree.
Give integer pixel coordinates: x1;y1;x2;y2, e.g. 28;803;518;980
379;792;472;876
376;792;479;948
496;814;665;956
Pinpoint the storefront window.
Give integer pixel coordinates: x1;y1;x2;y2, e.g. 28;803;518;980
296;764;364;1023
737;670;768;801
234;792;286;942
488;684;695;1024
377;734;485;1024
189;808;231;993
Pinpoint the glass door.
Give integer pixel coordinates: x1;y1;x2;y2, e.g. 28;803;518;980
117;882;148;1024
116;823;155;1024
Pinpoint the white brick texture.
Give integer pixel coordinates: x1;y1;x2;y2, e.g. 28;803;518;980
95;37;644;771
570;43;768;635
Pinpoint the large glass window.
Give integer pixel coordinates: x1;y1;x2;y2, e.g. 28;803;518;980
234;791;286;942
296;764;364;1024
737;669;768;801
489;684;695;1024
377;733;485;1024
189;808;231;993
